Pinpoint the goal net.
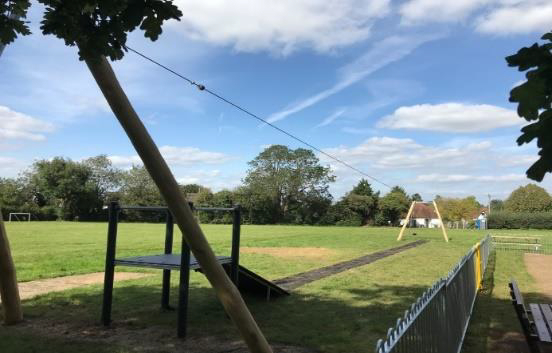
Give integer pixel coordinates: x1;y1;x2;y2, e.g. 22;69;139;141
8;213;31;222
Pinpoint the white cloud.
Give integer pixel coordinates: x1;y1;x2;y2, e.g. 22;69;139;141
177;170;221;185
400;0;490;24
377;103;521;132
416;173;526;182
398;0;552;35
0;106;55;141
476;1;552;35
108;155;143;167
0;156;25;178
321;136;492;169
498;154;538;167
267;34;440;123
173;0;390;55
108;146;232;168
0;157;18;166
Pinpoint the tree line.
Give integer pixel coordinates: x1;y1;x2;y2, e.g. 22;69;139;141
0;145;414;225
1;144;548;226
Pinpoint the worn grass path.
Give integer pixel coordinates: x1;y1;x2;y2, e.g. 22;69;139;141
0;272;152;303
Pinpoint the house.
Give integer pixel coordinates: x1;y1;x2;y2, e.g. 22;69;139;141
470;207;489;221
400;202;441;228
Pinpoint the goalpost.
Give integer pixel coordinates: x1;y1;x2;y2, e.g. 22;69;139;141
8;213;31;222
397;201;448;242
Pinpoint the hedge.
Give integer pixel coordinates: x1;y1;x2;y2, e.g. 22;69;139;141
488;211;552;229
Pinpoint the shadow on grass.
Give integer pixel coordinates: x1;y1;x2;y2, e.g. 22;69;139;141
2;279;432;353
461;251;550;353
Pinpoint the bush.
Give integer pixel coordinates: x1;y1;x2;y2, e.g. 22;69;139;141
335;216;362;227
488;211;552;229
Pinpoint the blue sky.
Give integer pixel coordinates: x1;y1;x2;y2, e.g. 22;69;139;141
1;0;551;203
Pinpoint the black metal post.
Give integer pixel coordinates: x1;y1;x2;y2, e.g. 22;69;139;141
161;210;174;310
230;205;241;285
101;201;119;326
177;236;191;338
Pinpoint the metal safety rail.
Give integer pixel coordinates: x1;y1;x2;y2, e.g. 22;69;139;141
375;235;492;353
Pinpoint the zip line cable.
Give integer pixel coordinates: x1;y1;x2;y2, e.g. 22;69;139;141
124;45;392;189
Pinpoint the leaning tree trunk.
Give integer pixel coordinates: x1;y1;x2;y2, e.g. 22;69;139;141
82;54;272;353
0;209;23;325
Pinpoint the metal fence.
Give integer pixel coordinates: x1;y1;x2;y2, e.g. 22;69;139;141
375;235;492;353
491;234;551;255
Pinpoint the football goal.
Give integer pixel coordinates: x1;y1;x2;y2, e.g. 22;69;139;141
8;213;31;222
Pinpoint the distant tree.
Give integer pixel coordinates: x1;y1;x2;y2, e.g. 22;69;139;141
332;179;379;226
411;193;423;202
29;158;102;220
352;179;374;196
243;145;335;223
180;183;205;194
120;165;164;207
436;196;480;221
378;186;410;225
490;199;504;212
233;185;273;224
82;155;123;203
0;178;30;215
504;184;552;212
506;31;552;181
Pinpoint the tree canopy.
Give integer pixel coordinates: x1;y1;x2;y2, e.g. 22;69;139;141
242;145;335;223
378;186;410;226
504;184;552;212
435;196;481;221
507;31;552;181
0;0;31;48
1;1;182;61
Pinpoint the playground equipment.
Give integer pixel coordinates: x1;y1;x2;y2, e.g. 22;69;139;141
397;201;448;242
101;202;288;338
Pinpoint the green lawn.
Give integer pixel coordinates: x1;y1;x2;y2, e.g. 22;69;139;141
0;222;549;352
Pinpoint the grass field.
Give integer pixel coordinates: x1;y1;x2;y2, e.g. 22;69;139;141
0;222;549;352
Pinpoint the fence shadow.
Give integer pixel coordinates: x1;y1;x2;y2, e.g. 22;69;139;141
461;250;550;353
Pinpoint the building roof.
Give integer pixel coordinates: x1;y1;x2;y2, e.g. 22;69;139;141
470;207;489;220
410;202;438;219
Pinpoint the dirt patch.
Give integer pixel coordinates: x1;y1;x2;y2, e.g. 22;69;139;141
4;316;318;353
274;240;427;290
241;247;335;259
1;272;152;302
524;253;552;300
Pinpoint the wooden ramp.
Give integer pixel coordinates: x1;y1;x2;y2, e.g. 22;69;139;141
221;263;289;299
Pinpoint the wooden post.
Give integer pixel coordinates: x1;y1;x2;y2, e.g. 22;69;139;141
83;55;272;353
433;200;449;243
397;201;416;241
0;209;23;324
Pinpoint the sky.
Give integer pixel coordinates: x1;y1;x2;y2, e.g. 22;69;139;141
1;0;552;203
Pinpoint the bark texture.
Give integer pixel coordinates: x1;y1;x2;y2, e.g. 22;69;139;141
0;210;23;325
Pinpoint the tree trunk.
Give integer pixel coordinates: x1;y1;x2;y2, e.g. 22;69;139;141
82;54;272;353
0;210;23;325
